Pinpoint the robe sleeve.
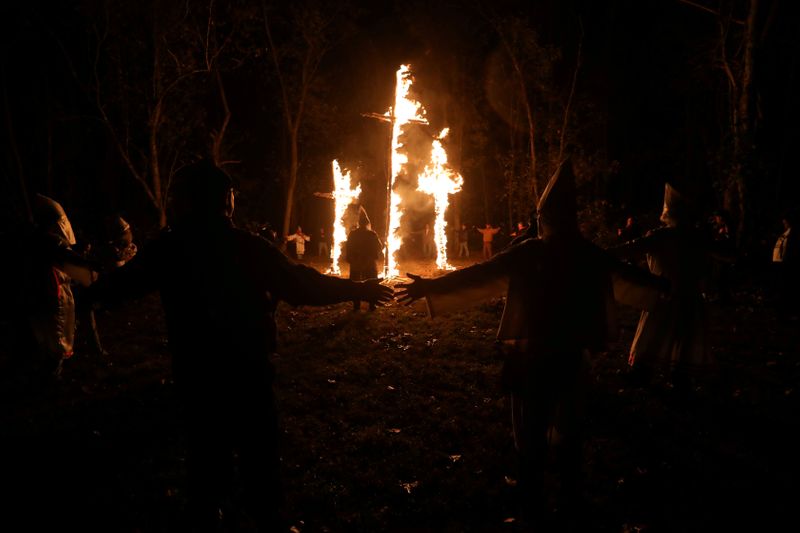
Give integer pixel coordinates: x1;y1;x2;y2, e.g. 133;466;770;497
255;237;362;306
606;253;669;311
423;240;533;318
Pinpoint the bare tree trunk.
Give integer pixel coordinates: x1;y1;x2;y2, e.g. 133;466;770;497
522;92;538;203
149;100;166;227
151;8;166;228
282;126;299;240
733;0;758;247
481;167;489;225
494;22;539;204
507;93;517;231
211;68;231;166
559;21;583;163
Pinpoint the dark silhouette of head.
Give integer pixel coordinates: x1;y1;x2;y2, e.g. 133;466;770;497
536;158;578;240
783;210;796;229
168;160;233;225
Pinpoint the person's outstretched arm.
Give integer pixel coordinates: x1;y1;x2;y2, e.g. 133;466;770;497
86;235;164;306
609;229;660;260
396;239;536;305
255;236;392;307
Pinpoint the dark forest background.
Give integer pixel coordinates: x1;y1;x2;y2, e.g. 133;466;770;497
2;0;798;253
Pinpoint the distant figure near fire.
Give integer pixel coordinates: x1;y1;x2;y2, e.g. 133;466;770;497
456;223;470;258
613;183;716;392
286;226;311;260
398;159;667;528
476;223;500;259
345;210;384;312
87;161;392;531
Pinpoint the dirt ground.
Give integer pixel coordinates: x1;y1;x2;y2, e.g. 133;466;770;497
2;256;798;532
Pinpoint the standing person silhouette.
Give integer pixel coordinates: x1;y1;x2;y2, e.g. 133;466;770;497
476;223;500;259
286;226;310;260
87;160;392;531
345;210;384;312
421;223;435;259
398;160;666;527
456;223;470;258
614;183;715;393
317;227;331;261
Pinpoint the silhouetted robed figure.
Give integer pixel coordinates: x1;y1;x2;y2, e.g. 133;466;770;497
398;159;666;528
614;183;716;392
345;210;384;311
87;161;392;531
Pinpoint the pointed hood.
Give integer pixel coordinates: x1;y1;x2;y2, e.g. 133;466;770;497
536;158;578;237
660;182;689;227
358;206;371;228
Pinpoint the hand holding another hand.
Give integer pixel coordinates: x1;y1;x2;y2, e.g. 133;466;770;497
395;273;431;305
359;278;394;307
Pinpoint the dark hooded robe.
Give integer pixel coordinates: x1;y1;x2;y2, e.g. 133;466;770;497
415;160;666;516
345;210;383;310
87;161;388;529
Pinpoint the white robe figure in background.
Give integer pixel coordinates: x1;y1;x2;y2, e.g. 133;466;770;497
613;183;715;391
285;226;311;260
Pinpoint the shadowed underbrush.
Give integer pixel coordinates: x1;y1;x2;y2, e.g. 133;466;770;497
1;260;798;532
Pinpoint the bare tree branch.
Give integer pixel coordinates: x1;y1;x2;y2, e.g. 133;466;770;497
558;18;583;163
263;2;295;133
677;0;745;25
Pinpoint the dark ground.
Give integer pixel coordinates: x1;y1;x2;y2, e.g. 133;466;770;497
1;257;798;532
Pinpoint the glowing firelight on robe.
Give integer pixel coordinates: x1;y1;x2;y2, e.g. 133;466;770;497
417;128;463;270
385;65;428;277
328;160;361;275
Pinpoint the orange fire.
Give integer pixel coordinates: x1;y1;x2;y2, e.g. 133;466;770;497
385;65;428;277
417;128;463;270
328;160;361;275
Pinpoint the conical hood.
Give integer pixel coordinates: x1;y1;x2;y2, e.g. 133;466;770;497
536;158;578;236
660;182;689;226
358;206;371;228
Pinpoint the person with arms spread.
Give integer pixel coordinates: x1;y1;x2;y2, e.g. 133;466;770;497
397;160;666;528
87;160;392;531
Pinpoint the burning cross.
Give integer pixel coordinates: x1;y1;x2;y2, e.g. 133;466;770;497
364;65;462;275
316;160;361;275
416;129;463;270
363;65;429;278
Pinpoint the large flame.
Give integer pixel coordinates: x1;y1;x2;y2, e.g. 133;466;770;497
417;128;463;270
385;65;428;277
328;160;361;275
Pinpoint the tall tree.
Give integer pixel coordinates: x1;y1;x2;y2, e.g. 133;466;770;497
680;0;761;246
87;0;236;227
262;0;350;243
